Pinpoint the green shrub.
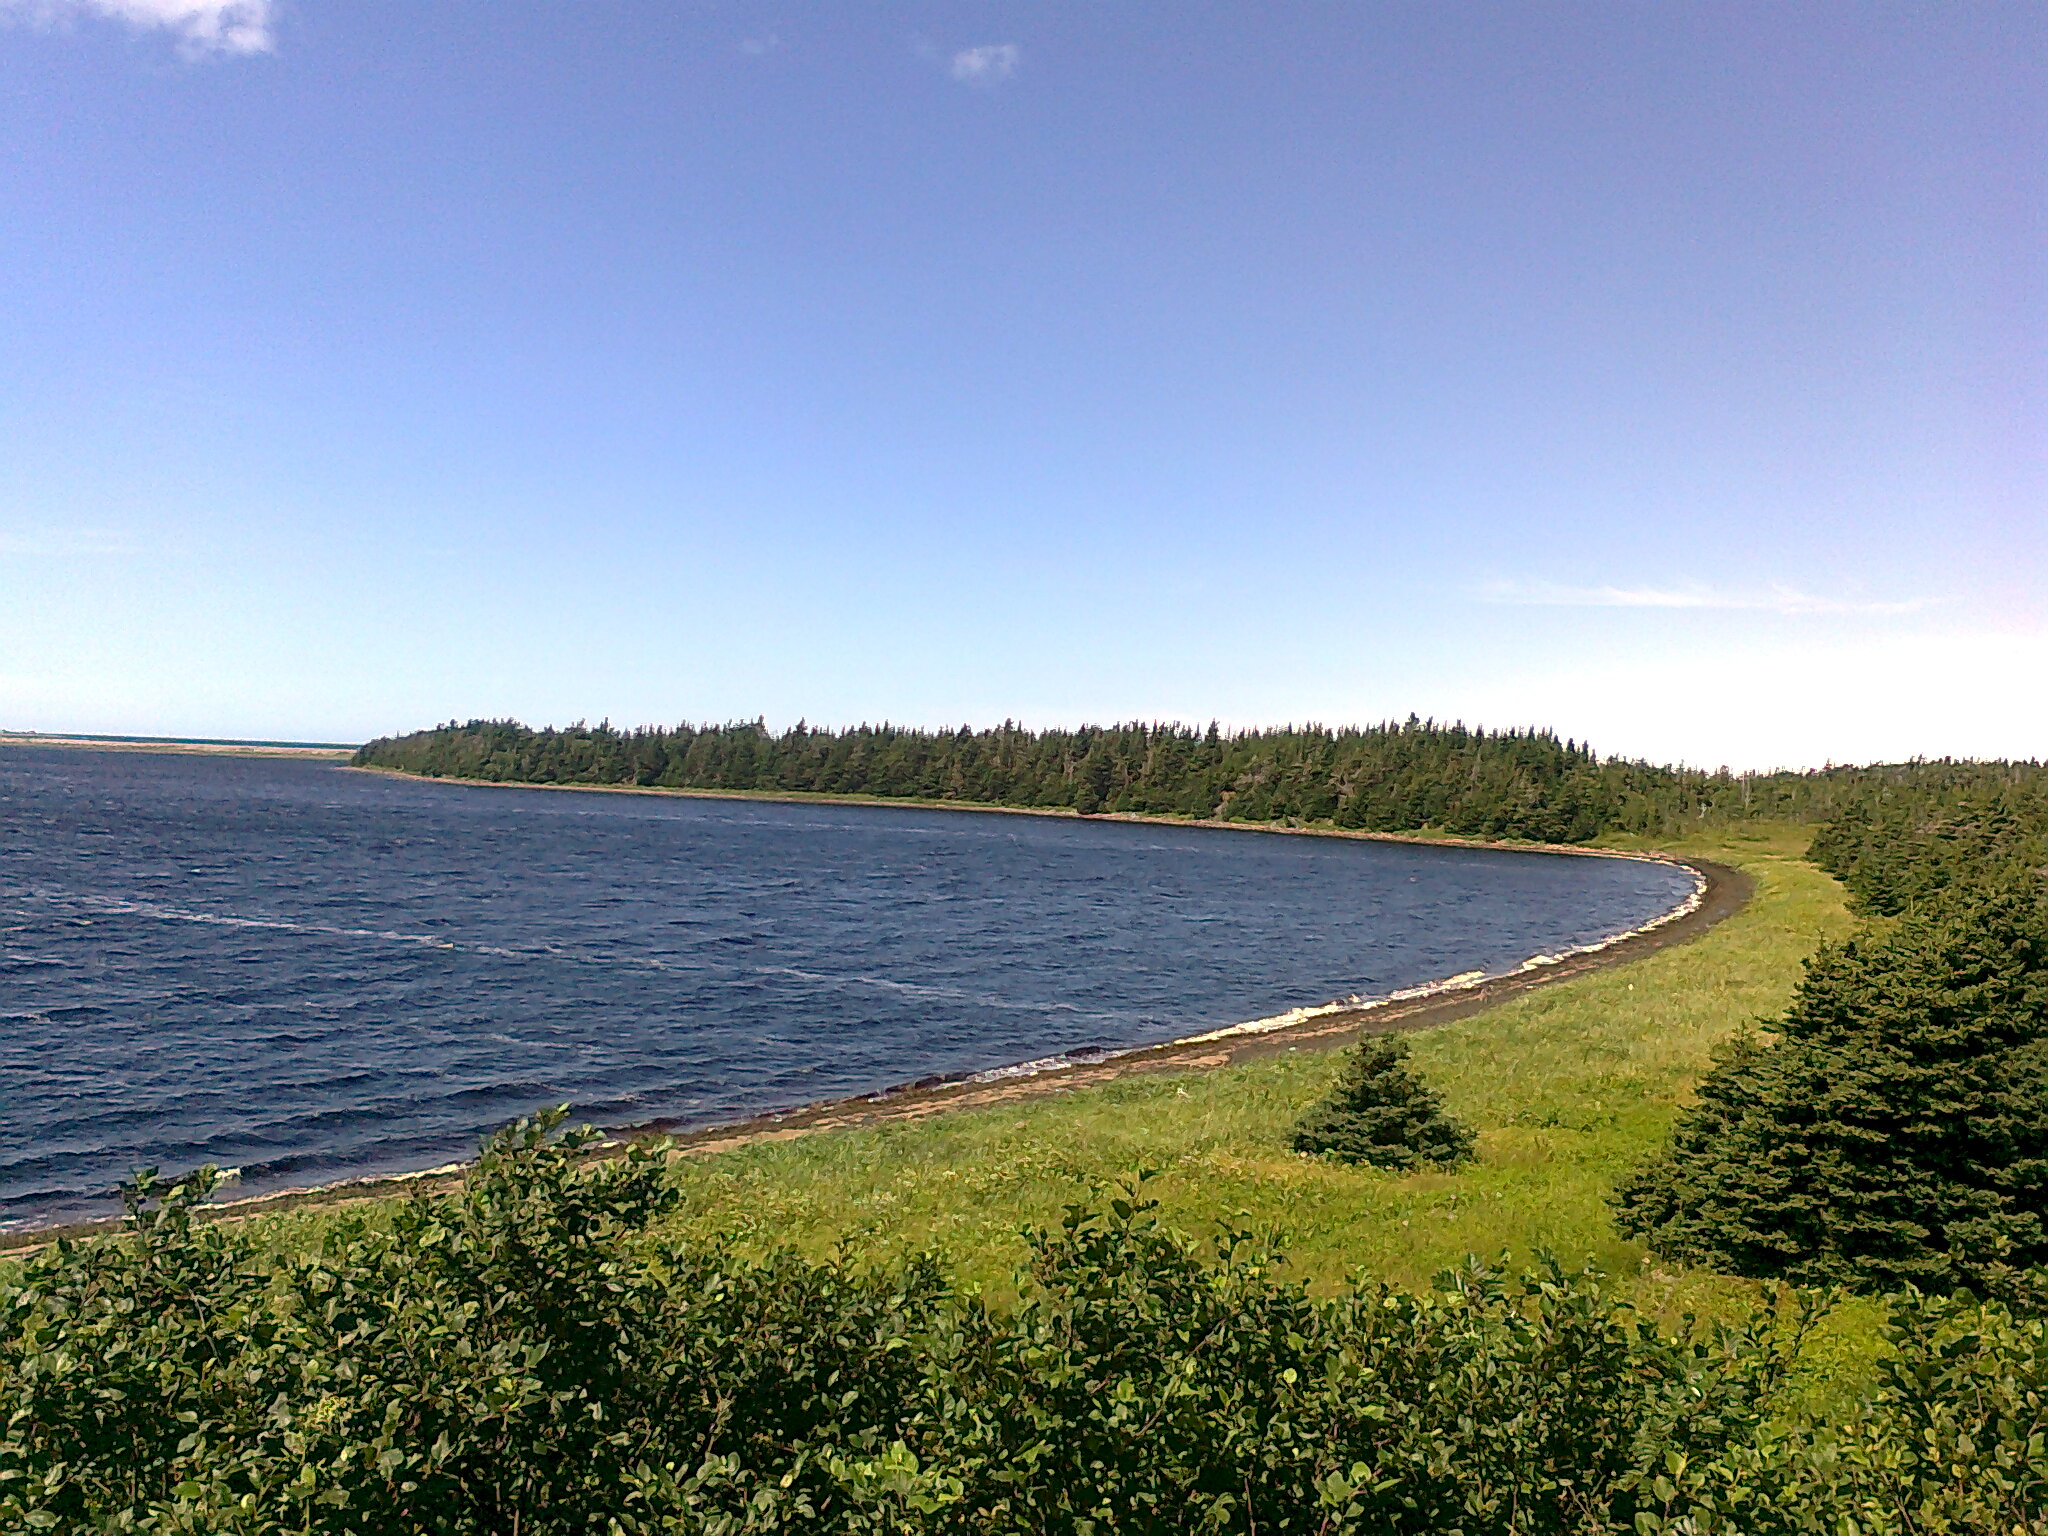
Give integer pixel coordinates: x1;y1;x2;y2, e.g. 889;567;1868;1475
0;1114;944;1534
7;1116;2046;1533
1639;1284;2048;1534
1291;1035;1477;1170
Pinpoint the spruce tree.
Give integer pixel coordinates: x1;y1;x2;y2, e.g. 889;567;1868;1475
1615;888;2048;1290
1293;1035;1476;1170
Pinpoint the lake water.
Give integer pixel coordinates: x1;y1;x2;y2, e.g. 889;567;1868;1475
0;745;1696;1229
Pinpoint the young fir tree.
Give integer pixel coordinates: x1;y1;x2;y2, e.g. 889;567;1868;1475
1293;1035;1476;1170
1615;888;2048;1291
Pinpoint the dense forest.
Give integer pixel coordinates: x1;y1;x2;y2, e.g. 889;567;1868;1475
1805;760;2048;913
354;716;1898;842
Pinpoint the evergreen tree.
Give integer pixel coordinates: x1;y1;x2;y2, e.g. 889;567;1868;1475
1074;746;1114;814
1806;764;2048;915
1614;888;2048;1290
1292;1035;1476;1170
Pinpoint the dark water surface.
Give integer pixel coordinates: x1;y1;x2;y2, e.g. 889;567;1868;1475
0;746;1696;1228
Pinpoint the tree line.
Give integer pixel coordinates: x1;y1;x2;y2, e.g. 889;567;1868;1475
1805;760;2048;913
353;716;1896;842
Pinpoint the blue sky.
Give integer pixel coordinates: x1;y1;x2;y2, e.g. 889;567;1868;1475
1;2;2041;768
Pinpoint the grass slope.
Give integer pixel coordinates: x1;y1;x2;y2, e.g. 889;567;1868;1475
661;824;1853;1312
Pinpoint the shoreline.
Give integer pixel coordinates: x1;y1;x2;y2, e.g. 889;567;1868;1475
343;762;1684;865
2;828;1746;1250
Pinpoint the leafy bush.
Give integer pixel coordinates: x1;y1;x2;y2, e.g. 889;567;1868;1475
1615;889;2048;1290
6;1115;2045;1533
1292;1035;1477;1170
1640;1284;2048;1535
0;1116;944;1534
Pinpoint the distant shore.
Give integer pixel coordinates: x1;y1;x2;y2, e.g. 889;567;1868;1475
0;732;357;760
344;762;1691;866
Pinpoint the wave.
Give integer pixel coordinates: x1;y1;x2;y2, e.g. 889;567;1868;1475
11;887;1160;1025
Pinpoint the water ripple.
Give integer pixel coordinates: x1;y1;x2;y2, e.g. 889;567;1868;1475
0;744;1695;1228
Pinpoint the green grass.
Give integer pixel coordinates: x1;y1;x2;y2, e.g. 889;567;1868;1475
658;824;1856;1316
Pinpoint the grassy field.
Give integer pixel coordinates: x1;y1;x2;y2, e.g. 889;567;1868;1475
654;823;1856;1320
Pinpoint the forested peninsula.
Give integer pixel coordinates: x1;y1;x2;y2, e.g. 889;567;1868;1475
350;715;1924;840
356;715;2048;863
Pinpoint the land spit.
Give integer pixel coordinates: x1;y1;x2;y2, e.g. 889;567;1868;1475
0;733;355;760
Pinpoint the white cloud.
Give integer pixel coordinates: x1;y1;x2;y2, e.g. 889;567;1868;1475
950;42;1019;84
1476;579;1931;617
1;0;272;56
738;32;781;57
1441;629;2048;771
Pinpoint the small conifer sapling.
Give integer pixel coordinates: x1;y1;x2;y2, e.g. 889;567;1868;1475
1293;1035;1476;1170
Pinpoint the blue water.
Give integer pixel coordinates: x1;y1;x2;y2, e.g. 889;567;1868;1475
0;745;1696;1228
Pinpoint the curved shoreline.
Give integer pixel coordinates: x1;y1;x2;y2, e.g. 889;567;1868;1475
343;761;1703;863
2;783;1747;1249
654;854;1743;1152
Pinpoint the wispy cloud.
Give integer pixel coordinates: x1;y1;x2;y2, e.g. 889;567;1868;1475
0;0;272;56
738;32;781;57
1476;579;1932;617
0;527;142;557
950;42;1019;84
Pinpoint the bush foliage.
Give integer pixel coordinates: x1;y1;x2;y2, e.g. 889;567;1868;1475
5;1113;2046;1534
1292;1035;1476;1170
